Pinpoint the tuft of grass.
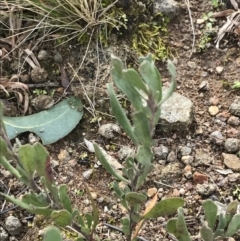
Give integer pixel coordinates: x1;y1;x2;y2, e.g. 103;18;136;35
232;81;240;89
0;0;127;48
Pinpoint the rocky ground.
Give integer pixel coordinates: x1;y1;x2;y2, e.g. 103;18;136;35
2;0;240;240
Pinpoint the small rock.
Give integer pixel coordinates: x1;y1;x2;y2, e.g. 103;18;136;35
167;151;177;162
195;149;213;166
171;189;180;197
160;89;194;130
58;150;71;162
90;192;97;200
28;133;40;145
179;188;185;195
1;100;17;117
216;66;224;74
179;146;192;156
208;106;219;116
83;169;94;179
226;128;240;138
31;95;54;111
193;172;208;184
229;97;240;117
183;165;192;179
20;74;30;83
228;173;240;182
224;138;240;153
197;18;205;24
53;51;63;63
98;123;121;139
31;67;48;83
51;159;60;168
153;0;180;19
2;170;12;178
0;227;8;241
147;187;157;197
97;197;104;203
216;111;230;122
153;145;169;159
5;216;22;235
159;163;182;182
228;116;240;126
117;146;134;160
181;155;193;165
38;50;49;61
199;81;209;91
209;131;224;145
209;96;219;105
222;153;240;171
196;183;217;196
187;61;197;69
195;125;203;135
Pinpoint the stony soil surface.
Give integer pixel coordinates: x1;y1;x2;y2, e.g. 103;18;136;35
2;0;240;241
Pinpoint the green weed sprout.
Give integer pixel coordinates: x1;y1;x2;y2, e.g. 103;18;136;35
0;102;99;241
232;81;240;89
167;199;240;241
94;54;184;240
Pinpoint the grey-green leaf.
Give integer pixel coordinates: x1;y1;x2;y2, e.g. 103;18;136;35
202;200;218;230
143;198;184;219
132;111;151;146
125;192;147;206
166;208;192;241
51;210;72;227
200;225;214;241
3;97;83;145
43;226;63;241
18;144;36;177
225;214;240;237
107;84;138;146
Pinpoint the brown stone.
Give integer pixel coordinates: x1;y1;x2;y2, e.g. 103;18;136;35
222;153;240;171
193;171;208;184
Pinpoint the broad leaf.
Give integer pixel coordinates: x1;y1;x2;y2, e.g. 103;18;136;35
132;111;151;146
3;97;83;145
18;144;36;177
166;207;192;241
108;84;138;146
143;198;184;219
125;192;147;206
200;225;214;241
202;200;218;230
225;214;240;237
43;226;63;241
51;210;72;227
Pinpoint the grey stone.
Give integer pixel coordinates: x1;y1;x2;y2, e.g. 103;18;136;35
209;131;224;145
222;153;240;171
37;50;49;61
224;138;240;153
5;216;22;235
228;116;240;126
196;183;217;196
98;123;121;139
0;227;8;241
179;146;192;156
160;90;194;131
195;149;213;166
153;145;169;159
158;163;182;182
167;151;177;162
153;0;180;19
82;169;93;179
229;97;240;117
